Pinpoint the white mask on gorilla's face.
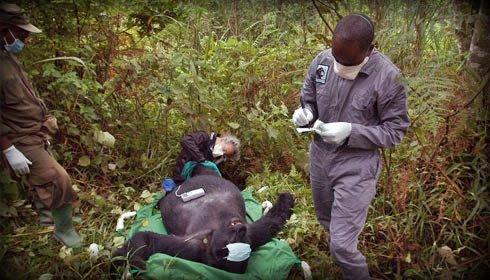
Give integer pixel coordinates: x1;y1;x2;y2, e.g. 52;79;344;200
225;242;251;262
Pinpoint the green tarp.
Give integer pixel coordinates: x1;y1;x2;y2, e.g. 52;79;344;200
125;190;301;280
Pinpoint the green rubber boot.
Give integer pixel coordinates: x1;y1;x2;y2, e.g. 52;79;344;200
34;199;54;226
52;204;82;248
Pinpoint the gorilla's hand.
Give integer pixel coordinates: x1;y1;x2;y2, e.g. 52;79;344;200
246;192;295;250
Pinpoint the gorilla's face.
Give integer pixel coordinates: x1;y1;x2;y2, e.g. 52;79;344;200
207;217;251;273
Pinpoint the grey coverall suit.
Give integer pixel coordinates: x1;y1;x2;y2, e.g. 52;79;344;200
300;48;410;279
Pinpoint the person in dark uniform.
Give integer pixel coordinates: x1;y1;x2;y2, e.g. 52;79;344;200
0;3;81;248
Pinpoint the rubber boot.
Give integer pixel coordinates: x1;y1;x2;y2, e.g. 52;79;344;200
34;199;54;226
52;204;82;248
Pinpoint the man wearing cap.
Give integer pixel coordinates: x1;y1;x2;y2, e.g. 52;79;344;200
0;3;81;248
292;14;410;279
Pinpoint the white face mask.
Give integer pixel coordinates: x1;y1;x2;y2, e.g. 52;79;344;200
212;144;224;158
225;242;251;262
333;56;369;80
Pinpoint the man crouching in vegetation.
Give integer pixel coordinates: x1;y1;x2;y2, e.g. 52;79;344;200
0;3;81;248
292;14;410;279
172;131;240;185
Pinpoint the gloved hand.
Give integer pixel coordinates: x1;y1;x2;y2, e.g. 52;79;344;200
292;107;313;127
3;145;32;176
313;120;352;145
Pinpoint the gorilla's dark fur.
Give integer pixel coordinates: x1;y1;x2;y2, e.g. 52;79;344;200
112;165;295;274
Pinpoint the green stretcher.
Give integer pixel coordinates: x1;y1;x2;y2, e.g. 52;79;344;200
124;190;301;280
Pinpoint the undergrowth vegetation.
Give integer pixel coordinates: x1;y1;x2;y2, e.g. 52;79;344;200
0;0;488;279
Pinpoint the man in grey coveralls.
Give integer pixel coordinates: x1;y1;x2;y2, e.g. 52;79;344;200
292;14;410;279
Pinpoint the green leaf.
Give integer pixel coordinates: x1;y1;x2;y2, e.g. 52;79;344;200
227;122;240;129
116;158;127;168
67;126;80;136
78;156;91;167
39;273;54;280
94;130;115;148
266;126;278;139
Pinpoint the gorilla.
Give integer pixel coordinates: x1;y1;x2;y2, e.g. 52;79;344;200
112;165;295;274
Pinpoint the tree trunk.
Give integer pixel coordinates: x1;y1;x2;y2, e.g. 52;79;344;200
414;1;427;61
452;0;479;54
468;0;490;74
467;1;489;161
414;15;425;59
231;0;239;37
370;0;386;29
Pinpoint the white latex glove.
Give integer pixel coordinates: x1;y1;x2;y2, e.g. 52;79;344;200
3;145;32;176
313;120;352;145
292;108;313;127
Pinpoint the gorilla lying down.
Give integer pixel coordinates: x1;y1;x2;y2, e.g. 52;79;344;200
113;166;295;274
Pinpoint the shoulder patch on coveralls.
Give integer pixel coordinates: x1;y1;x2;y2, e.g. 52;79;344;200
315;64;329;84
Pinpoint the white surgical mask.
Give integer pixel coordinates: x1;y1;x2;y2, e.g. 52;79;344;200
225;242;251;262
333;56;369;80
212;144;224;158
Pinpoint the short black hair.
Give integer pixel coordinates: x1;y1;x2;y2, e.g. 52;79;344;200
333;13;374;52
